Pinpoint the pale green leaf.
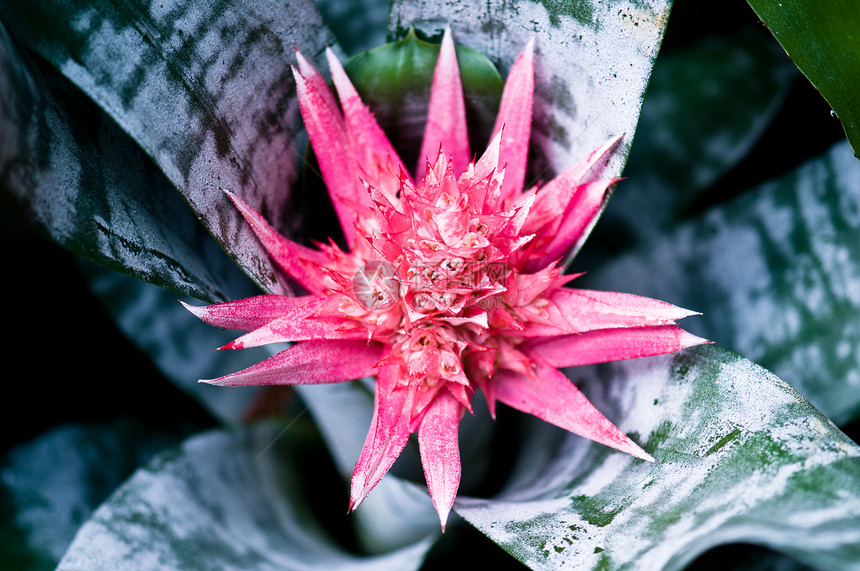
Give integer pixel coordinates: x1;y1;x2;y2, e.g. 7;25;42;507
455;346;860;569
56;424;434;570
584;141;860;424
0;421;178;571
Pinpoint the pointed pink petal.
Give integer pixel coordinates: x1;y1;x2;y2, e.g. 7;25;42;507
495;362;654;461
350;363;414;511
526;178;619;271
326;49;411;188
295;50;340;122
202;340;383;386
546;289;700;332
417;28;469;179
418;391;463;530
224;190;329;295
222;298;367;349
564;133;624;184
181;295;315;331
492;36;535;203
292;58;363;246
526;325;711;368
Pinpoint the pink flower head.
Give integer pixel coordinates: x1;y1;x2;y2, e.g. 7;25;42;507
184;31;707;529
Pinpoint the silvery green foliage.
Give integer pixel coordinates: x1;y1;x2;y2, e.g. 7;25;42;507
0;23;247;302
57;424;434;570
0;0;336;295
586;142;860;425
454;346;860;570
0;422;177;570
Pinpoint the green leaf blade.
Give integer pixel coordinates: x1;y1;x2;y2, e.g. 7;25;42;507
0;23;251;302
0;0;337;294
747;0;860;158
0;421;181;571
388;0;672;180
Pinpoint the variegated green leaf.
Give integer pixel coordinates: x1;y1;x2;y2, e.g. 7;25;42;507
0;22;250;302
455;346;860;569
0;422;178;571
56;423;434;570
0;0;336;295
584;141;860;425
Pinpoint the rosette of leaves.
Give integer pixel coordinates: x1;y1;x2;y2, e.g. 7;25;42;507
2;1;859;570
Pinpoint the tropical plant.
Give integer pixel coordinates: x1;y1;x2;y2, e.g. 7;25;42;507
2;1;858;569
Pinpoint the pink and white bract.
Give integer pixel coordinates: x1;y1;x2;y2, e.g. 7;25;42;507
184;31;707;528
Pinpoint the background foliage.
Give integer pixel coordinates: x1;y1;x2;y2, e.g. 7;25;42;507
2;0;858;569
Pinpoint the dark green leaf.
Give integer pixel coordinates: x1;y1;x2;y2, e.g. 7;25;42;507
0;421;178;571
0;0;336;295
455;346;860;569
56;423;434;569
0;22;251;302
584;142;860;424
747;0;860;158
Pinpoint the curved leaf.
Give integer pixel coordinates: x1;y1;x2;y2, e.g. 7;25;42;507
0;421;178;571
80;263;442;553
0;21;250;302
296;383;441;554
57;423;433;570
0;0;336;294
747;0;860;158
455;345;860;569
79;260;265;423
388;0;672;180
599;31;797;246
584;141;860;424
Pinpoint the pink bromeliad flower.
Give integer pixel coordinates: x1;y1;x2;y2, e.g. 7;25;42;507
184;31;707;528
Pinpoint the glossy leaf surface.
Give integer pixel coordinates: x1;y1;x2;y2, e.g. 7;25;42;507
747;0;860;157
455;346;860;569
0;22;249;302
0;0;336;295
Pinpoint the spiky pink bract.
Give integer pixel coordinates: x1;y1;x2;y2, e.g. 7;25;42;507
186;31;708;529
